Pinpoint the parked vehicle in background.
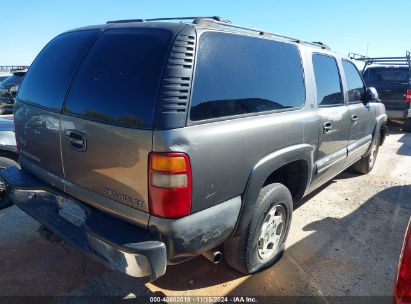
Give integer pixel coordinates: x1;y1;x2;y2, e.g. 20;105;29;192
0;115;18;209
394;218;411;303
0;69;27;115
0;16;387;280
350;52;411;132
0;115;18;167
0;65;29;85
0;75;11;83
0;67;13;84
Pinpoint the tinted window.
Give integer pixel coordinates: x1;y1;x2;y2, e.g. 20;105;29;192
312;54;343;106
363;67;410;84
17;30;98;111
190;32;305;121
64;28;172;129
342;60;365;103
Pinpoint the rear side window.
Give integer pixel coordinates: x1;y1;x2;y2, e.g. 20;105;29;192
363;67;410;84
342;60;365;103
190;32;305;121
312;54;343;106
17;30;98;111
64;28;173;129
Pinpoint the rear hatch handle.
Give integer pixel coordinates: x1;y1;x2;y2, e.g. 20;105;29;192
65;130;87;152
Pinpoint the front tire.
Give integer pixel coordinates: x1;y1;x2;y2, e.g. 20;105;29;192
351;134;380;174
224;183;293;274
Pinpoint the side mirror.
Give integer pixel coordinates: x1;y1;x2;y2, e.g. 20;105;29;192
365;87;379;102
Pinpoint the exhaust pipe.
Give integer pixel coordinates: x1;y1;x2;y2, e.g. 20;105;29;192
202;250;223;264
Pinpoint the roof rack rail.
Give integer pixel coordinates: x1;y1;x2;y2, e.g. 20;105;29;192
106;16;231;24
348;51;411;72
193;17;330;49
106;16;330;50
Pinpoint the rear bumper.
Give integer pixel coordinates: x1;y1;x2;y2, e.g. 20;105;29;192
0;166;242;280
0;167;167;281
386;109;411;119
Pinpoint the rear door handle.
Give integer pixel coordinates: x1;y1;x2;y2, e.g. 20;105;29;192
351;114;359;123
323;122;333;134
65;130;87;152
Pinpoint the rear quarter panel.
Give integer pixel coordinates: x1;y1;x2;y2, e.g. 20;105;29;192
153;109;318;213
153;44;319;213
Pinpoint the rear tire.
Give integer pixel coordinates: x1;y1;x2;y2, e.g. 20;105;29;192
224;183;293;274
351;134;380;174
404;118;411;133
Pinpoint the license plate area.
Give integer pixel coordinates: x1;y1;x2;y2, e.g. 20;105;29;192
57;198;86;227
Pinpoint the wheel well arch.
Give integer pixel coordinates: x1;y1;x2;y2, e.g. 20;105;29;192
373;113;387;146
379;123;387;145
232;144;314;238
262;159;309;202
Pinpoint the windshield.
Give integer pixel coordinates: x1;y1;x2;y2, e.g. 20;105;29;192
363;67;410;84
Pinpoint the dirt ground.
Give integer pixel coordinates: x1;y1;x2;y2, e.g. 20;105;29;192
0;125;410;302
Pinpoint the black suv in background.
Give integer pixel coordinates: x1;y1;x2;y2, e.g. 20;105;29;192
0;69;27;115
350;52;411;132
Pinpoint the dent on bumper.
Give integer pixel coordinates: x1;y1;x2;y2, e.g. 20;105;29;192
87;235;166;279
0;167;167;281
0;166;243;279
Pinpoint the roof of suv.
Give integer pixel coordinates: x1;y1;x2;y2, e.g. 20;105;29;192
66;21;186;35
22;17;344;131
67;16;331;51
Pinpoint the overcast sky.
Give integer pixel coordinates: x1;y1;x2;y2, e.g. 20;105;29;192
0;0;409;65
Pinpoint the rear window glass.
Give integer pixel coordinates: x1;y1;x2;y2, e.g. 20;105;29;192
17;30;99;111
64;28;173;129
363;68;410;84
189;32;305;121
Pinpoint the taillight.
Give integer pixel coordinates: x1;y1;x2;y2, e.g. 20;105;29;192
394;219;411;304
406;89;411;103
148;152;192;218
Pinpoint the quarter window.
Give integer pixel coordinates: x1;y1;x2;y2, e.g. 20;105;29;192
342;60;365;103
312;54;343;106
189;32;305;121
